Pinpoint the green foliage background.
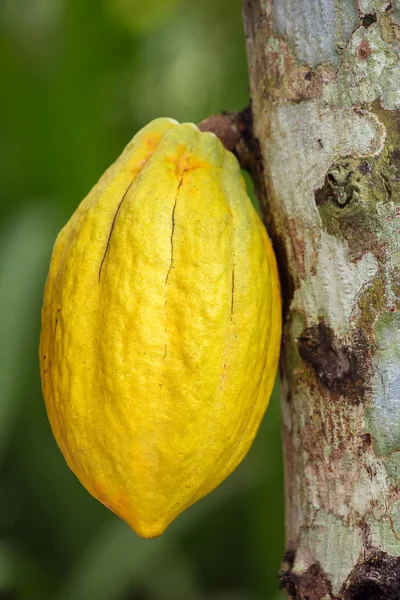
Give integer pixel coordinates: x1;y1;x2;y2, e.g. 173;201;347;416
0;1;285;598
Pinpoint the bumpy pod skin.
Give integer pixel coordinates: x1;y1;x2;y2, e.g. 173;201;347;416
39;118;281;538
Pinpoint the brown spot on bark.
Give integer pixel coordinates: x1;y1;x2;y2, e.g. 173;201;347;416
287;218;306;278
285;219;319;281
283;549;296;568
361;432;372;450
389;148;400;180
302;423;325;460
280;560;339;600
343;551;400;600
357;40;372;60
358;160;373;175
297;319;370;403
361;14;377;28
314;185;333;206
234;104;263;175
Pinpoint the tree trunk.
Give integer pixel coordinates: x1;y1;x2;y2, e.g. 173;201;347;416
242;1;400;598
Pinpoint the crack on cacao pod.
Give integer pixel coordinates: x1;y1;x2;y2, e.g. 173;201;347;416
343;551;400;600
165;147;194;288
297;319;370;403
99;180;133;283
165;198;177;285
231;268;235;315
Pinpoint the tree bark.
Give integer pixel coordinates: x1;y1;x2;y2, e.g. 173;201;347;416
242;1;400;598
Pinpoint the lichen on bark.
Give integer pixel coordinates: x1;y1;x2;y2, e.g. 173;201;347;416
242;0;400;598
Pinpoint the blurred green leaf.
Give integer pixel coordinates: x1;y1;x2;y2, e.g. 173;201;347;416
0;539;53;599
270;594;286;600
0;0;64;37
141;550;201;600
206;595;259;600
104;0;184;33
0;203;59;461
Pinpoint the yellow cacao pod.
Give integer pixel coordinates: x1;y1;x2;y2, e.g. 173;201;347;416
39;118;281;538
